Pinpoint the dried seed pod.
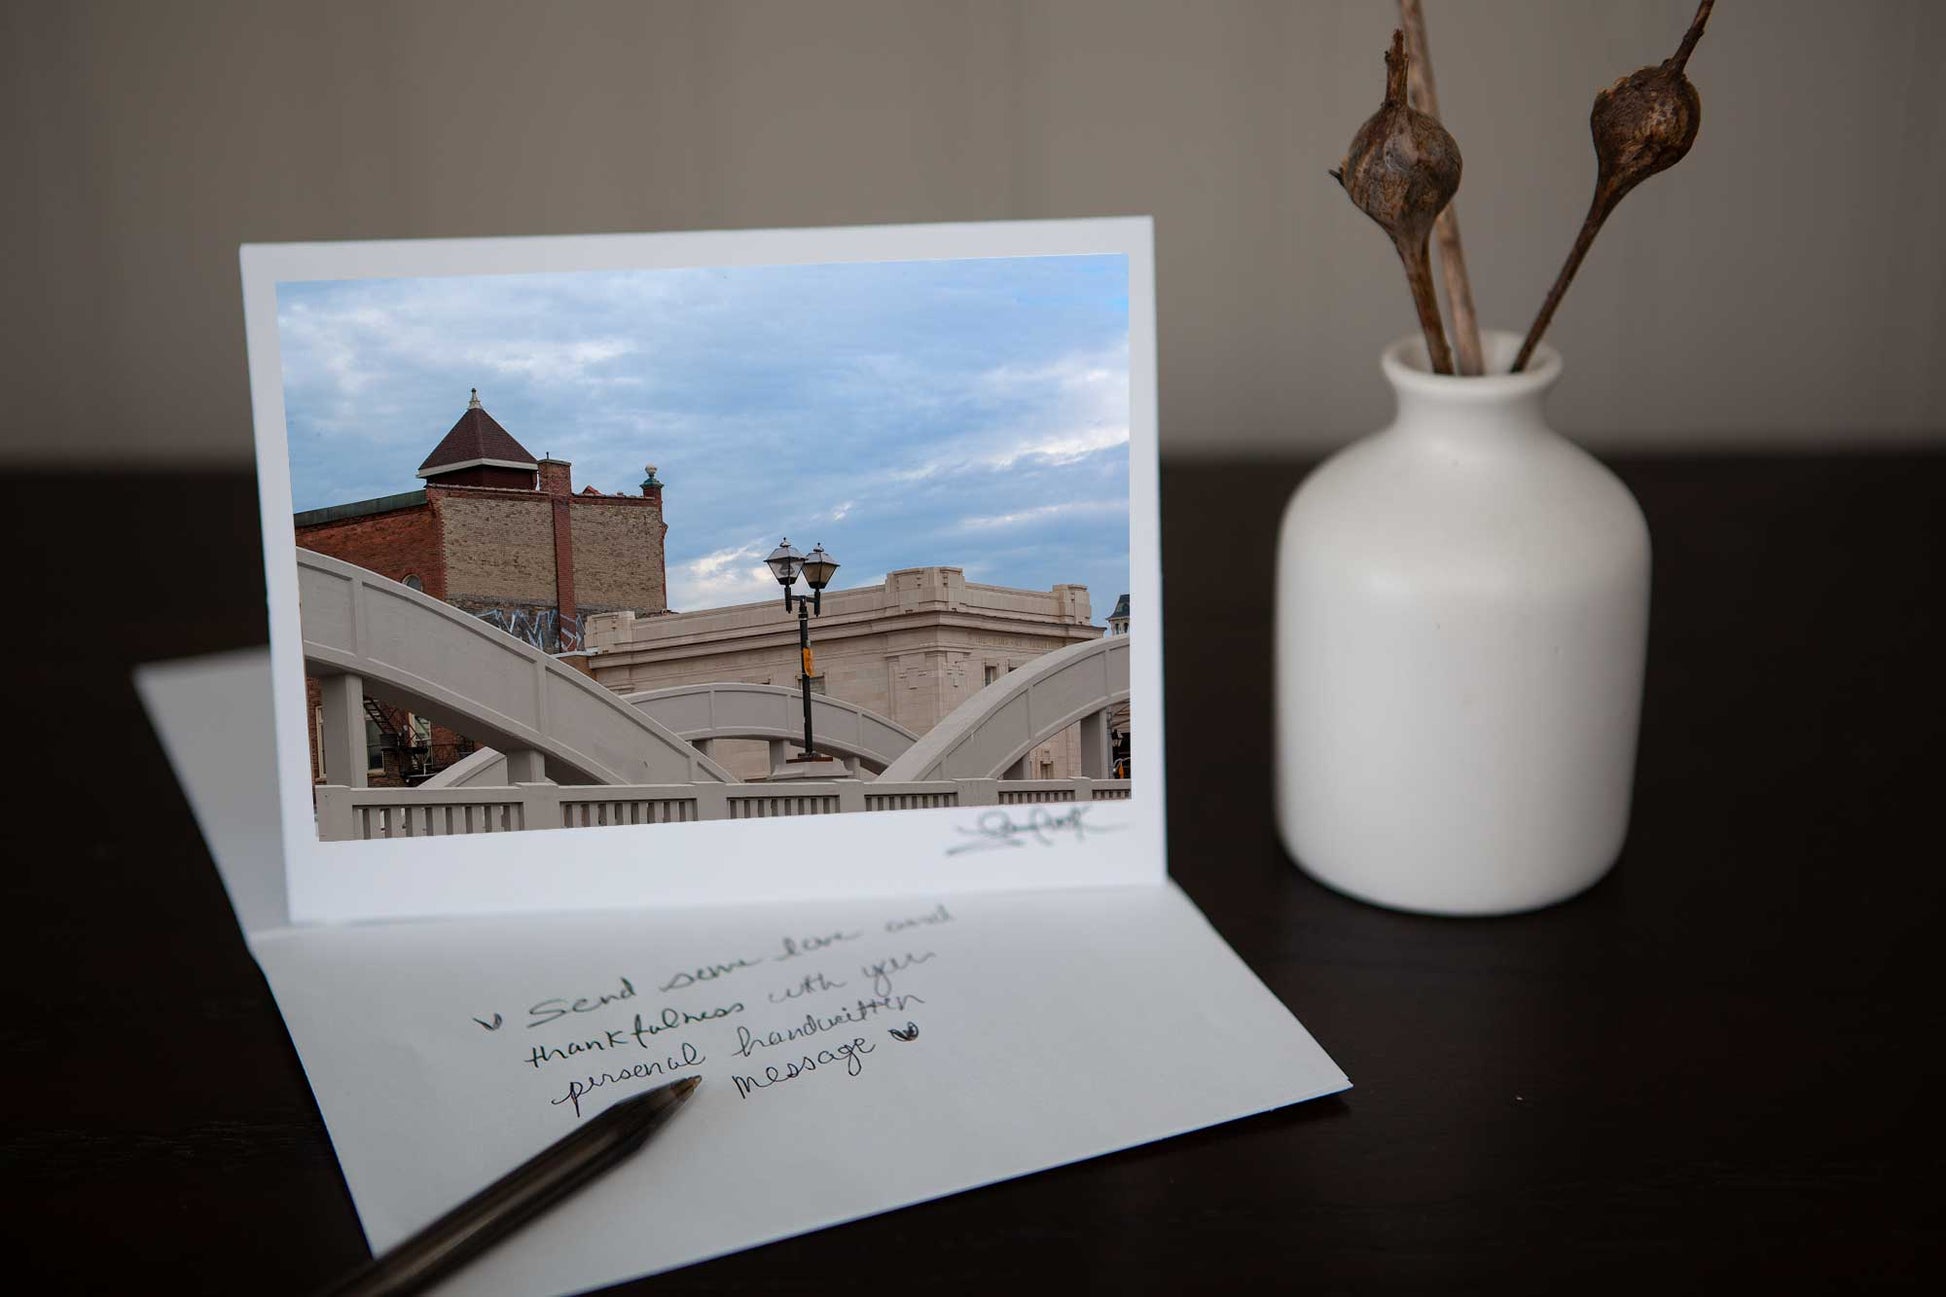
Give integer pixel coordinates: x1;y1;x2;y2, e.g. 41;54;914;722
1513;0;1714;372
1332;30;1463;374
1399;0;1485;376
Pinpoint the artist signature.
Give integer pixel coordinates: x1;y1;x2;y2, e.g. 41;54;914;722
946;805;1123;855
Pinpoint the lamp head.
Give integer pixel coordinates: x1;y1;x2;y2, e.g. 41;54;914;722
764;538;805;586
801;543;839;592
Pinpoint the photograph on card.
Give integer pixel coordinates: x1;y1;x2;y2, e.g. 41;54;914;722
276;252;1135;844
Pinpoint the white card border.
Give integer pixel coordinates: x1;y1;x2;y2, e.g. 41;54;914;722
240;218;1166;924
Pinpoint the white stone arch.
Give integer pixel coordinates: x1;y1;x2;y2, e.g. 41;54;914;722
620;682;919;774
877;635;1128;782
298;549;733;786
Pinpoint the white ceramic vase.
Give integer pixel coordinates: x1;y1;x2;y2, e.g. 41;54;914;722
1274;330;1651;915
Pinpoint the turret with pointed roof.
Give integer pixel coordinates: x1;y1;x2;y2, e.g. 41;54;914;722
417;389;540;490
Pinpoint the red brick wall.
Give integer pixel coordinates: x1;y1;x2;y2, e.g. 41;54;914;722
551;497;576;626
539;460;577;625
296;502;447;601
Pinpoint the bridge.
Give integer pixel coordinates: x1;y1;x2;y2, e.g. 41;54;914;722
878;635;1130;782
299;549;733;788
420;682;919;788
622;681;919;774
301;553;1132;840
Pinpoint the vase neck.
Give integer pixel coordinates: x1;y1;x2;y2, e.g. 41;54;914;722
1389;385;1555;443
1379;329;1563;447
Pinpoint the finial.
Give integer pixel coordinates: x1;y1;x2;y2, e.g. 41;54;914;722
468;388;481;409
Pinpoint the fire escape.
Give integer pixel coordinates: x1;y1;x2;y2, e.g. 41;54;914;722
363;699;431;780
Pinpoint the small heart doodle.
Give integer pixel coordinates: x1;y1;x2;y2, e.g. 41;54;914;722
888;1021;920;1042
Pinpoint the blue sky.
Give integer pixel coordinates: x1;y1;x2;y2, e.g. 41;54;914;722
276;255;1130;623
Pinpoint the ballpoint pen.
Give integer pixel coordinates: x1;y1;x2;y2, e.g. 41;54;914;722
315;1075;701;1297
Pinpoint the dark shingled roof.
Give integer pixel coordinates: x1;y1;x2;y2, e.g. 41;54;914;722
1109;593;1130;621
294;489;428;528
418;394;538;477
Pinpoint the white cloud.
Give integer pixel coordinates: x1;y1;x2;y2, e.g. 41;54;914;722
277;281;639;421
874;344;1132;483
984;424;1131;469
468;337;638;385
665;539;782;611
955;499;1128;531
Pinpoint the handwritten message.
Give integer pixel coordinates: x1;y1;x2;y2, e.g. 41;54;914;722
472;903;956;1118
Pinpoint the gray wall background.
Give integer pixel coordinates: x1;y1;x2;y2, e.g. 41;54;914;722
4;0;1941;465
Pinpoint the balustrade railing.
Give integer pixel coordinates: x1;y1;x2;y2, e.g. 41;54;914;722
315;777;1130;840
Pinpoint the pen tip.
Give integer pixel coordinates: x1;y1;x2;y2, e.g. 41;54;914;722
672;1076;702;1099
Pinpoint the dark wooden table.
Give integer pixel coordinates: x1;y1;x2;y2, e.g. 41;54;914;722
5;457;1942;1293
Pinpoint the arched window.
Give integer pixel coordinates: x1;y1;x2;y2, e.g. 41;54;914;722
402;574;424;592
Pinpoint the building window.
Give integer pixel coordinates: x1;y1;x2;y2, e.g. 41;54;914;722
984;664;999;686
403;574;424;592
366;718;385;773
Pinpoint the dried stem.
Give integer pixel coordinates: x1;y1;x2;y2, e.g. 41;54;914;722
1512;198;1608;377
1399;0;1483;375
1513;0;1715;372
1671;0;1714;70
1397;238;1454;376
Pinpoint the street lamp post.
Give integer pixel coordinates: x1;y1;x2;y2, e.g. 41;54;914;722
764;538;840;765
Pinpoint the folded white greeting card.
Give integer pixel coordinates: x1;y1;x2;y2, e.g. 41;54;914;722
142;217;1348;1295
140;650;1346;1295
240;219;1165;924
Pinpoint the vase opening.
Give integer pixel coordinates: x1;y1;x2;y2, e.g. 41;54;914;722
1382;328;1562;398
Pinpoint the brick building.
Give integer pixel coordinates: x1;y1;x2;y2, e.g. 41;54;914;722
295;391;669;782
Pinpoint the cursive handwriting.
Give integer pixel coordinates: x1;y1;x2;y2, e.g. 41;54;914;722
861;951;935;998
770;971;848;1002
526;977;635;1029
884;903;953;932
774;930;862;961
731;1038;874;1099
629;1003;744;1038
946;805;1121;855
658;958;764;993
552;1041;704;1118
526;1003;743;1068
733;993;925;1057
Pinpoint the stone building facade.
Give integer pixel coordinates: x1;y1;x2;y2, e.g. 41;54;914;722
585;566;1103;780
294;392;669;782
295;392;669;652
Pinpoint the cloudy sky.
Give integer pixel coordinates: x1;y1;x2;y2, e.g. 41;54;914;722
276;255;1130;623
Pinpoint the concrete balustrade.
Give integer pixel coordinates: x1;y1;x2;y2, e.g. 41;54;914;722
314;777;1130;840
